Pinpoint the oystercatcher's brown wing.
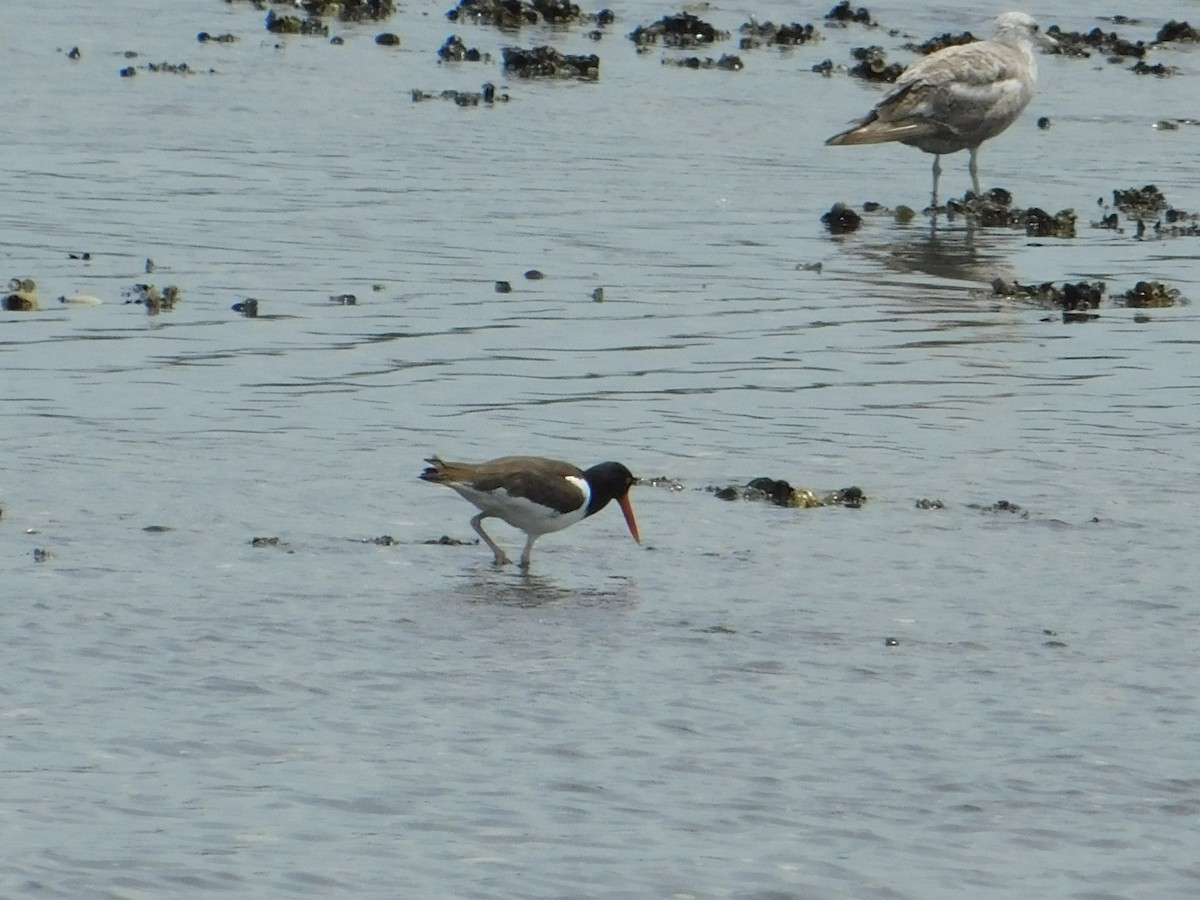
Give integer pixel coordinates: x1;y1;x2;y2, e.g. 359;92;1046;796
421;456;586;513
487;469;587;514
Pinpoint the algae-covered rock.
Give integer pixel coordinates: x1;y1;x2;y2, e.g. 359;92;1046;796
630;12;728;48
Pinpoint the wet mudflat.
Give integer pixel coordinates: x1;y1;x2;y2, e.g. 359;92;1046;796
2;0;1199;897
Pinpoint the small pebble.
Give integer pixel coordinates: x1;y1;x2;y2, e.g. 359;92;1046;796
494;280;512;293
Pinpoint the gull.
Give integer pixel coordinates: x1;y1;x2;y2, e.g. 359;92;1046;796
826;11;1056;207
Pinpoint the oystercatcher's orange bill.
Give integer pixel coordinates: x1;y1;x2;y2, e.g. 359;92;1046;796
618;494;640;544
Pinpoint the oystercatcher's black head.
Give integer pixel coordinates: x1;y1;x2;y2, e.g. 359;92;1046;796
582;462;639;543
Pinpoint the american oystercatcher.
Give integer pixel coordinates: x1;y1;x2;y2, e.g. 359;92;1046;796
420;455;640;568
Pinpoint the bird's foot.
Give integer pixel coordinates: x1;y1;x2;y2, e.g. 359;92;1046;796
492;552;511;566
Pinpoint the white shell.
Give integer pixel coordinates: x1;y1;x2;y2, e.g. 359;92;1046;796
58;293;103;306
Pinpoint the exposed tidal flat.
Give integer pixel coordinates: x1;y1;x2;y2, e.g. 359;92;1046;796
2;0;1199;897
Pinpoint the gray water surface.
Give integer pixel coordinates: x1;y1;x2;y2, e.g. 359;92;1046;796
3;0;1199;897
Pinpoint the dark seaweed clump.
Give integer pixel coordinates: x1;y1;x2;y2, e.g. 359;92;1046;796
848;46;903;81
502;45;598;78
825;2;874;26
145;61;201;73
666;54;743;70
738;20;819;49
5;293;39;312
971;500;1029;518
992;278;1104;311
1112;184;1169;217
423;535;470;546
231;0;394;21
639;475;685;491
126;283;182;314
1155;207;1200;237
904;31;975;55
4;277;39;311
1129;60;1178;77
438;34;489;61
630;12;728;48
1046;25;1145;58
446;0;600;28
1023;207;1078;238
1098;185;1200;237
266;9;329;35
711;478;866;509
821;202;862;234
945;189;1076;237
1155;20;1200;43
1116;281;1182;308
310;0;394;20
412;83;508;104
992;278;1185;311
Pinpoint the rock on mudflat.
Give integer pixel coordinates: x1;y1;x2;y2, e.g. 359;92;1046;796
4;277;39;311
446;0;602;29
946;190;1077;237
630;12;727;48
825;2;874;26
710;477;866;509
125;283;182;313
502;45;598;79
822;202;862;234
738;20;819;49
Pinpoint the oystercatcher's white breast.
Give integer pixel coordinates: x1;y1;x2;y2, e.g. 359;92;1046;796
449;475;591;536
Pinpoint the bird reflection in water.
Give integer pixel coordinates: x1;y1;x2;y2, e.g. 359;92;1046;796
876;217;1017;286
457;570;638;609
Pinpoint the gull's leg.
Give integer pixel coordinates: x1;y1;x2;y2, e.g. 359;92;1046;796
470;513;510;566
930;154;942;209
518;534;537;570
968;148;981;197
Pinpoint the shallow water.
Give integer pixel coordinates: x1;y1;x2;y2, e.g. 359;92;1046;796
3;0;1199;897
